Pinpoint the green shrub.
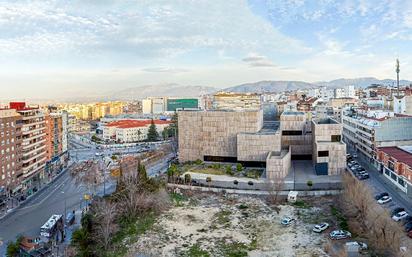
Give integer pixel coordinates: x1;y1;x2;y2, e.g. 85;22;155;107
194;159;203;165
236;163;243;172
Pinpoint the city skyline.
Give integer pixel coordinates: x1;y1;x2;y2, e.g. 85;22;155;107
1;0;412;100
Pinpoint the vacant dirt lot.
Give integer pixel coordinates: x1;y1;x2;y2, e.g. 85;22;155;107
126;193;340;257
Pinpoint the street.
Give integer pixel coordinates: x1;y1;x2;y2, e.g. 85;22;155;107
354;154;412;214
0;169;89;256
0;147;173;256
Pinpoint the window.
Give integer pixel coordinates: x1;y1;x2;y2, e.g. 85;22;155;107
331;135;341;142
318;151;329;157
282;130;303;136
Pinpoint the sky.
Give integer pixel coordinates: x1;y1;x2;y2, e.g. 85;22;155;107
1;0;412;99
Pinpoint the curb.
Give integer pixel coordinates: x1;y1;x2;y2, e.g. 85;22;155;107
0;163;74;221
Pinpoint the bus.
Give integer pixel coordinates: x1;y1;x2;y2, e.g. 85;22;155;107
40;214;63;238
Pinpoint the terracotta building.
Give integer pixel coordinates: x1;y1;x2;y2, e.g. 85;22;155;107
0;109;23;194
45;113;63;161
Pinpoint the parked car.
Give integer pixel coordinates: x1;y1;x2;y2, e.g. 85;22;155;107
375;192;389;200
404;222;412;232
358;173;370;180
408;230;412;238
313;222;329;233
353;154;358;158
281;217;296;226
401;216;412;225
348;161;357;167
345;241;368;251
350;165;361;171
392;211;409;222
329;230;351;240
18;195;26;202
377;195;392;204
391;207;405;216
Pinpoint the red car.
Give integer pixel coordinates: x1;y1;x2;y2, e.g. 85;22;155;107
408;230;412;239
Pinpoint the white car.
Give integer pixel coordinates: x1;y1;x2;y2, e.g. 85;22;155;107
377;195;392;204
281;216;296;226
346;241;368;251
329;230;351;240
313;222;329;233
392;211;409;221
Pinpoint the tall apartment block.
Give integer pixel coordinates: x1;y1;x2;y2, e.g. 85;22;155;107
10;102;47;189
0;109;23;195
45;113;63;161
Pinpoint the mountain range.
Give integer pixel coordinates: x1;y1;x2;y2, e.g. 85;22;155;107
223;77;412;93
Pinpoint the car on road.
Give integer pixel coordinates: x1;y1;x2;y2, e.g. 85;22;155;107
357;173;370;180
313;222;329;233
391;207;405;216
401;216;412;225
392;211;408;222
347;161;357;167
377;195;392;204
404;222;412;232
329;230;351;240
281;216;296;226
352;154;358;158
375;192;389;200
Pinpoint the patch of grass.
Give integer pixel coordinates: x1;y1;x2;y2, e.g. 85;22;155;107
244;169;262;179
220;242;249;257
180;244;211;257
214;209;231;224
330;205;349;231
108;213;156;257
189;168;226;175
170;192;188;206
237;204;248;210
292;200;311;209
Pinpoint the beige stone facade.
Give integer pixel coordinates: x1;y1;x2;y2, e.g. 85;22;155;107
237;132;281;162
280;111;313;155
178;110;346;179
178;110;263;162
312;118;346;175
266;147;291;180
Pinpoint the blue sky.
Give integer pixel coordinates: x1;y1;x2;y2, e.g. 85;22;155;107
1;0;411;99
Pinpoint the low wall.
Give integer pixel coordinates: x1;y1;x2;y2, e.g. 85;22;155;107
167;183;342;196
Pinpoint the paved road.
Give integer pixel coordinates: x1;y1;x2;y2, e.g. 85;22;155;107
354;155;412;214
0;169;89;256
0;150;172;256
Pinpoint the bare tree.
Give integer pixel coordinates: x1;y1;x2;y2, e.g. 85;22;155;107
93;199;118;250
264;178;285;205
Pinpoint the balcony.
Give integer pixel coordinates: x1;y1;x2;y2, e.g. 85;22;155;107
22;151;46;164
22;144;46;157
22;132;46;143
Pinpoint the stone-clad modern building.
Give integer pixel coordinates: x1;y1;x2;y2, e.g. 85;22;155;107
178;109;346;179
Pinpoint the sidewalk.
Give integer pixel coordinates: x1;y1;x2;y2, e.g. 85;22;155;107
0;162;75;220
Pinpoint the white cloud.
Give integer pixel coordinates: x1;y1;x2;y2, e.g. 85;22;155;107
242;54;277;67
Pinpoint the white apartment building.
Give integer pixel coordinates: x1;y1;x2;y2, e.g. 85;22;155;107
342;109;412;161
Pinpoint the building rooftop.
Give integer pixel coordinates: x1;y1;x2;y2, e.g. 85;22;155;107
379;146;412;168
313;118;339;124
106;119;171;129
281;111;305;116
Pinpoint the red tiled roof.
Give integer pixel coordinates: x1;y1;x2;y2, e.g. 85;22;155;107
106;119;171;129
378;146;412;168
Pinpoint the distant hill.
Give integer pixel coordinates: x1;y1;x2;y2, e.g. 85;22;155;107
100;83;216;100
223;80;314;93
223;77;412;93
316;77;412;89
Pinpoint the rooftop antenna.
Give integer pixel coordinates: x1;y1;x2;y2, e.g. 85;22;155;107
396;58;400;97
